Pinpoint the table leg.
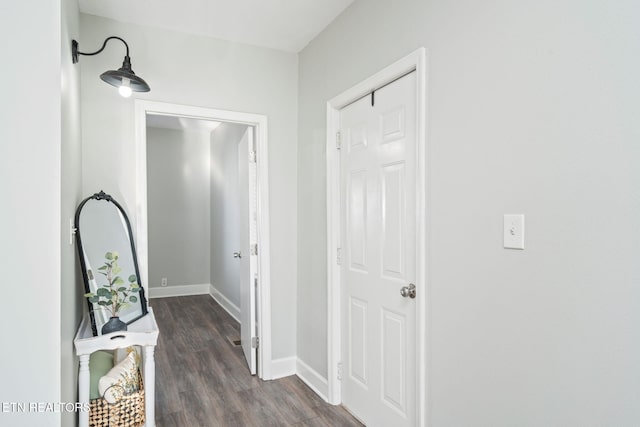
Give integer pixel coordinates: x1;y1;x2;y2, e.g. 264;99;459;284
143;345;156;426
78;354;90;427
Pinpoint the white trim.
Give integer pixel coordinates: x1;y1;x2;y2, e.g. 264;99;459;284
148;283;210;299
253;116;273;380
325;102;342;406
135;100;273;380
271;357;297;380
325;48;429;425
296;358;329;402
209;285;241;323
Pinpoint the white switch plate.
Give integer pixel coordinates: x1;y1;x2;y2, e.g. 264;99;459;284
504;214;525;249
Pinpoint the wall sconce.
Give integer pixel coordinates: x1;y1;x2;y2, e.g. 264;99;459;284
72;36;150;97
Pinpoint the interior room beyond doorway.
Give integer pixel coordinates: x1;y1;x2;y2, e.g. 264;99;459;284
144;112;260;376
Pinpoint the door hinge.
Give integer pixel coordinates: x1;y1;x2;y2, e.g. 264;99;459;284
250;150;257;163
337;362;343;381
252;336;259;349
336;247;342;265
251;243;258;256
336;131;342;150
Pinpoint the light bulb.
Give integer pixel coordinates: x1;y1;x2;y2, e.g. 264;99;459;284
118;78;132;98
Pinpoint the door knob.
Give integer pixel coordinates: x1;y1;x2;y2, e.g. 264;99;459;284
400;283;416;299
233;252;242;258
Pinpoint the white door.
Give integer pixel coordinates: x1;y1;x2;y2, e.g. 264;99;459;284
340;72;417;426
239;127;258;374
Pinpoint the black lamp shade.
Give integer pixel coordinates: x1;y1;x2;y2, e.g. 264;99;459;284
99;56;150;93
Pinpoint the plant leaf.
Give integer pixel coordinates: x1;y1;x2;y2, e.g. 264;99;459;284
105;252;113;260
97;288;111;297
114;277;125;285
129;296;138;303
128;275;137;283
118;287;127;292
98;301;110;306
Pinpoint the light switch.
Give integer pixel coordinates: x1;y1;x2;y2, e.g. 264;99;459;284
504;214;525;249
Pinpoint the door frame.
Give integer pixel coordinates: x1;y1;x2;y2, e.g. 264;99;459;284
325;48;429;425
134;100;273;380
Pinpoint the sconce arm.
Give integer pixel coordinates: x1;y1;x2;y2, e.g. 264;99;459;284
72;36;130;64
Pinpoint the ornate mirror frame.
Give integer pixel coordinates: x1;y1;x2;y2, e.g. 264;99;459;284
74;191;149;336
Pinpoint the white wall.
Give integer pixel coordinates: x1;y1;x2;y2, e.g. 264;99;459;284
80;14;298;359
147;127;211;288
60;0;84;426
147;122;250;312
210;124;249;308
297;0;640;425
0;1;67;426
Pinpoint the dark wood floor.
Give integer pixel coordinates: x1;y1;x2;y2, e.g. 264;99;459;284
153;295;363;426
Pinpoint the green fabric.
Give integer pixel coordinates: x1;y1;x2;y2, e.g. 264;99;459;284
89;351;114;399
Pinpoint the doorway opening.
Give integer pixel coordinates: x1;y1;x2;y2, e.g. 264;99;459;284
135;100;273;379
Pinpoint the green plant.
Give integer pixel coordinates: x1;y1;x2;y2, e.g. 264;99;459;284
85;251;141;318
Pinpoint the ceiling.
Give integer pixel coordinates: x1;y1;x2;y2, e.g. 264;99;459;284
146;114;222;133
79;0;355;53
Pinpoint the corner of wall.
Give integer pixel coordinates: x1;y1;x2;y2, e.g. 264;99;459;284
296;357;329;402
61;0;83;425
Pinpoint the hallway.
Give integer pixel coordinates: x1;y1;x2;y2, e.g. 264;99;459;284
153;295;362;426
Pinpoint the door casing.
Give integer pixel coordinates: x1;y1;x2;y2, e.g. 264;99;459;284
134;100;273;380
326;48;429;426
238;127;259;374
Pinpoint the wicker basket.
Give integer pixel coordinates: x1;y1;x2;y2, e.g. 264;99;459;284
89;370;145;427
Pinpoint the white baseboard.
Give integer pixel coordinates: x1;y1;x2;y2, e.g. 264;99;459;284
271;356;297;380
148;283;210;299
296;358;329;402
209;285;241;323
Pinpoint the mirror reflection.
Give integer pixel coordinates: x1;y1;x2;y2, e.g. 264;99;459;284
75;191;148;336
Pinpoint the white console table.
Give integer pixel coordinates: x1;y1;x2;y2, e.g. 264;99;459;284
74;307;159;427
